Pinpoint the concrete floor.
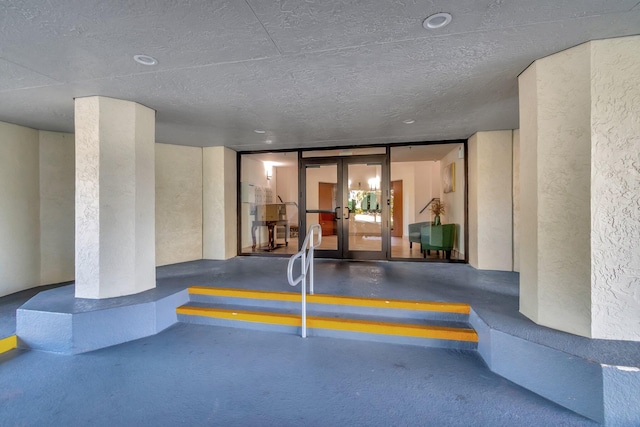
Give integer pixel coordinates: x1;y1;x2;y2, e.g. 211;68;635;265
2;257;635;425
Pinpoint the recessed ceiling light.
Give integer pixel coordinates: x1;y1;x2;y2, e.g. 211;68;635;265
133;54;158;66
403;119;415;124
423;12;452;29
254;129;266;134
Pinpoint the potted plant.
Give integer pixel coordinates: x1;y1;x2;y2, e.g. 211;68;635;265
429;200;445;226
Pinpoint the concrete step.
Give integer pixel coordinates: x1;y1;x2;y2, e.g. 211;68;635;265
187;286;471;322
177;287;478;350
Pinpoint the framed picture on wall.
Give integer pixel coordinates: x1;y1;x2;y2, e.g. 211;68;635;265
443;162;455;193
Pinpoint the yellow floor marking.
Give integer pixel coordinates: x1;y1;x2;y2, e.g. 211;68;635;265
188;286;470;314
177;306;478;342
0;335;18;354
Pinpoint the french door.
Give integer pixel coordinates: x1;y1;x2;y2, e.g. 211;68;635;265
299;155;389;259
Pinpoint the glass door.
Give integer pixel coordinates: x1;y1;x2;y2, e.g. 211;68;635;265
300;155;388;259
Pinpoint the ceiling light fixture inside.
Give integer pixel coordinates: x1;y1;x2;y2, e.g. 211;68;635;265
133;54;158;66
403;119;415;124
423;12;452;29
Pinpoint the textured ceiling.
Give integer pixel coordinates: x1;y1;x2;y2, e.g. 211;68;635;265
1;1;639;150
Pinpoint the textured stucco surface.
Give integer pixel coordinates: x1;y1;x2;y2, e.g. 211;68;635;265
518;65;539;322
39;131;75;285
468;134;479;268
536;44;592;337
590;36;640;341
203;147;237;260
512;129;520;273
468;131;513;271
74;97;156;299
0;121;40;297
520;37;640;341
155;143;203;266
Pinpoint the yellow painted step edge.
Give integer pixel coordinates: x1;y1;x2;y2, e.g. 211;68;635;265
177;306;478;343
188;286;470;314
0;335;18;354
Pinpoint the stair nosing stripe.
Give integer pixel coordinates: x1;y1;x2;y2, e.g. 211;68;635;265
187;286;470;314
176;307;478;342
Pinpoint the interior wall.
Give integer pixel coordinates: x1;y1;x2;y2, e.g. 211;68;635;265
240;156;273;249
0;122;41;297
390;162;415;236
275;165;299;224
440;145;465;258
155;143;203;266
39;131;75;285
414;161;439;223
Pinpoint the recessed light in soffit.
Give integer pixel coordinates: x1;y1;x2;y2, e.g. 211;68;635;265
133;54;158;65
403;119;416;124
254;129;266;134
423;12;452;30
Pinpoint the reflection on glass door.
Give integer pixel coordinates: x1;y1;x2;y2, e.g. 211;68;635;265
301;155;388;259
346;162;382;254
304;162;339;252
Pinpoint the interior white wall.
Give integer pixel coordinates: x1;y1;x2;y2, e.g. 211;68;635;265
203;147;237;260
240;156;273;249
468;131;513;271
39;131;75;285
390;162;415;236
275;165;299;224
414;161;439;223
589;36;640;341
155;143;203;266
0;122;41;297
440;145;465;258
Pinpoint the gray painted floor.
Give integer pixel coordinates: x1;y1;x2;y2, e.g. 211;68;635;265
1;257;637;425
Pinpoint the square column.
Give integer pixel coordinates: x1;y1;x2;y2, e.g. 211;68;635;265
75;96;156;299
519;36;640;341
203;146;237;259
468;130;514;271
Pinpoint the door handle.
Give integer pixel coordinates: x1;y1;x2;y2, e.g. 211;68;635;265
344;207;350;219
334;206;341;220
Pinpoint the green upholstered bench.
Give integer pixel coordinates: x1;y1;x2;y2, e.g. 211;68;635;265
421;224;456;259
408;221;431;249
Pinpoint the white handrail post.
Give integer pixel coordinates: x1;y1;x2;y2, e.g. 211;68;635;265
301;251;307;338
309;230;314;296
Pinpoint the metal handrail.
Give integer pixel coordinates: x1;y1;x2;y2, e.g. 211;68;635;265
287;224;322;338
419;197;440;214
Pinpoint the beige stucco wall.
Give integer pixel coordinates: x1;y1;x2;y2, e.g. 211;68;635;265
590;36;640;340
440;145;465;258
203;146;237;260
155;143;203;266
519;36;639;340
0;122;41;297
512;130;520;273
39;131;75;285
468;131;513;271
75;97;156;299
519;43;593;337
518;65;539;321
